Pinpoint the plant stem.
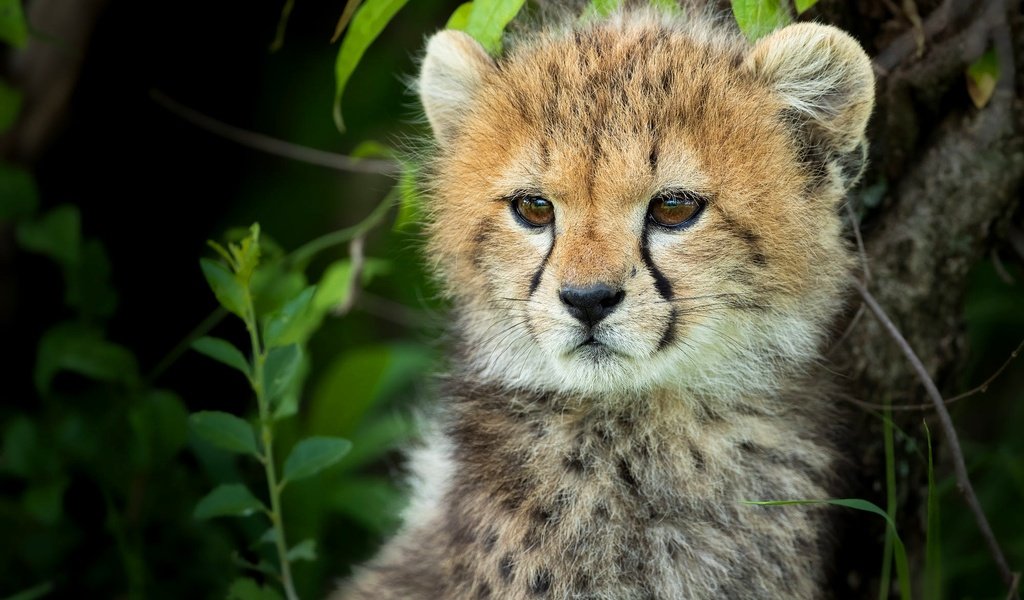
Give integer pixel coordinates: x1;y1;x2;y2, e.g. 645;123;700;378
245;295;300;600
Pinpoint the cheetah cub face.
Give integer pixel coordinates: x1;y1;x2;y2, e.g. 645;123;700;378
419;14;873;398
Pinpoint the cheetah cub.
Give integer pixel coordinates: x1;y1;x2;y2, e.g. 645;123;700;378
336;8;874;600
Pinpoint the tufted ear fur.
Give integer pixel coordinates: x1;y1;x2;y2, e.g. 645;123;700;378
745;23;875;186
418;30;497;146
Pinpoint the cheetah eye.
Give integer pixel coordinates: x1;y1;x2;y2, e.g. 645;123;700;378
512;196;555;228
647;192;707;229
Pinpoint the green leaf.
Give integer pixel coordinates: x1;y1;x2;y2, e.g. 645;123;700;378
743;498;911;599
465;0;526;54
189;411;259;457
129;389;189;468
350;139;394;159
0;0;29;47
65;239;118;319
264;286;316;348
2;416;37;477
966;48;999;109
251;527;279;549
22;478;67;524
200;258;248;318
794;0;817;14
282;436;352;483
731;0;790;41
446;2;474;30
263;343;303;405
337;411;416;472
192;336;251;377
34;323;139;394
312;260;353;314
0;162;38;221
0;78;22;133
332;476;406;533
16;204;80;267
286;538;317;562
394;168;420;230
252;265;307;318
225;578;283;600
309;344;432;438
333;0;410;132
194;483;264;519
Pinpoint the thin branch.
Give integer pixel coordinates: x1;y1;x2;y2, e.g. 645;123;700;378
828;302;866;355
332;0;363;43
846;338;1024;411
874;0;955;74
355;290;428;328
853;280;1015;590
990;248;1016;285
269;0;296;52
149;90;401;176
846;202;871;283
1008;572;1021;600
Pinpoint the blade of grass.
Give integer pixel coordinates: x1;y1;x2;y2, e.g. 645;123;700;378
924;421;943;598
880;396;896;600
744;497;911;599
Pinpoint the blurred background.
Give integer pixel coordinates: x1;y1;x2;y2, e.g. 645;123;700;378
0;0;1022;599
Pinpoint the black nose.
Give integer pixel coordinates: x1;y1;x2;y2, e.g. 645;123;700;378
559;284;625;325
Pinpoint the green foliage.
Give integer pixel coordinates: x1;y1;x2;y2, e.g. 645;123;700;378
190;412;260;456
445;2;474;29
464;0;527;54
193;336;253;377
731;0;790;40
966;48;1000;108
0;163;38;220
283;437;352;484
0;78;22;133
333;0;410;132
0;0;28;47
195;484;266;519
794;0;818;14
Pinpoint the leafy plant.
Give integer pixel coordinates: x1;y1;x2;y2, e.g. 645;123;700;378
190;225;361;599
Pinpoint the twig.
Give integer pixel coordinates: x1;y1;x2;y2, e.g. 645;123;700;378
269;0;296;52
874;0;960;74
1008;572;1021;600
853;280;1015;590
149;90;401;176
355;290;428;328
332;235;365;316
828;302;866;354
846;202;871;283
846;338;1024;411
332;0;363;43
147;306;228;383
990;248;1015;284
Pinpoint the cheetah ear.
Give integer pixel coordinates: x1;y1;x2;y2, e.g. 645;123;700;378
419;30;497;146
746;23;875;179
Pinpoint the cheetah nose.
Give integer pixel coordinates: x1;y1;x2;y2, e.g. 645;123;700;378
559;284;625;326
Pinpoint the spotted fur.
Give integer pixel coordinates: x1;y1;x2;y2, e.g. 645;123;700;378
333;7;874;599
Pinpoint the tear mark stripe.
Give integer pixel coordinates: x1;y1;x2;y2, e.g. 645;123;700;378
640;226;674;300
529;231;555;296
656;307;677;351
